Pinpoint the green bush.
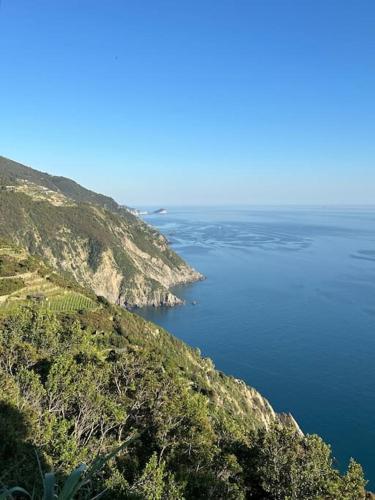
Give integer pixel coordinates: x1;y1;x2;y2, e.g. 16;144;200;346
0;277;24;296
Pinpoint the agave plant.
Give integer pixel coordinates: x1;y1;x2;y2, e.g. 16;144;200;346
0;440;133;500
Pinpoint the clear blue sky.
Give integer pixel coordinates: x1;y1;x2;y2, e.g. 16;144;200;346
0;1;374;205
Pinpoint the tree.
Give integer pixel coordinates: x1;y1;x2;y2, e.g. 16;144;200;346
341;458;367;500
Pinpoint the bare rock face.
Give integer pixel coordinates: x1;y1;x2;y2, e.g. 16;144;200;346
90;250;124;303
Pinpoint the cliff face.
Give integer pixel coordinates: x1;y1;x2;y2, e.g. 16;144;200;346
0;156;202;307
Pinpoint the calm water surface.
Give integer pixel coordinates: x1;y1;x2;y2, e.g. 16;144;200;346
137;206;375;485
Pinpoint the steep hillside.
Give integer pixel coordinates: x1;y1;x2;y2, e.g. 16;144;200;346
0;156;202;307
0;243;289;430
0;243;367;499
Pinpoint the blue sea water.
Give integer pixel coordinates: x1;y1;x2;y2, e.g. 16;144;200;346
137;206;375;486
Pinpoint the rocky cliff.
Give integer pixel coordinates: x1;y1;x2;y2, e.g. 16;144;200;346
0;156;203;307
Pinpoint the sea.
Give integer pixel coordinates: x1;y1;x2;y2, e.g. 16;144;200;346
137;206;375;486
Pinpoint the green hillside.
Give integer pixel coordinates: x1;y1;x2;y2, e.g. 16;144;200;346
0;156;122;211
0;156;202;308
0;244;367;499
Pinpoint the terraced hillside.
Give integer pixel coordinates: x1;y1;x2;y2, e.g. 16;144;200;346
0;243;97;315
0;156;202;307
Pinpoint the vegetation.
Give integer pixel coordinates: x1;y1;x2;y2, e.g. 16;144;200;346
0;442;132;500
0;254;38;277
0;245;97;317
0;156;121;212
0;278;24;296
0;270;367;498
42;292;97;313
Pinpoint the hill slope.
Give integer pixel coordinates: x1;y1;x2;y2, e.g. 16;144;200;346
0;243;367;499
0;156;202;307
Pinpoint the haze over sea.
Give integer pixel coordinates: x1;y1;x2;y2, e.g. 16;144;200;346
138;206;375;486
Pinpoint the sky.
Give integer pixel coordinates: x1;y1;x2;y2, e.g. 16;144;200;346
0;0;374;206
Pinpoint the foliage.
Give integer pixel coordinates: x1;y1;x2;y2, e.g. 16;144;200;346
0;277;24;296
0;246;98;315
0;299;367;499
242;425;367;499
0;232;367;499
0;254;38;277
